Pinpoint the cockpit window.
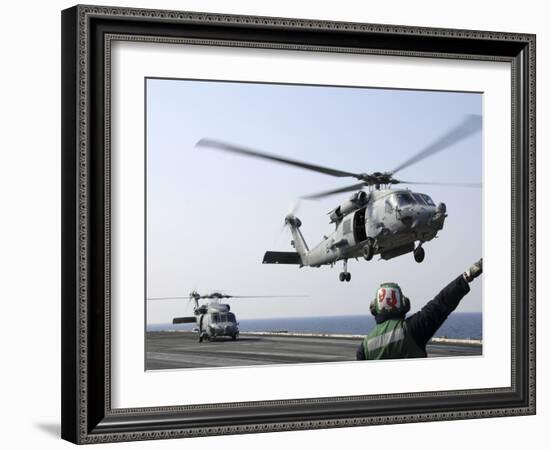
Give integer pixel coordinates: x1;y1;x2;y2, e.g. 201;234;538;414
228;313;236;322
211;313;220;323
394;193;415;207
219;313;228;322
420;194;435;206
412;193;427;205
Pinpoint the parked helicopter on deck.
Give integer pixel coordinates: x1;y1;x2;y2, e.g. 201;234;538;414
197;114;482;282
147;291;304;341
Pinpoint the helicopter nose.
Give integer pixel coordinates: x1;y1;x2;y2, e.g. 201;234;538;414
397;205;417;227
401;205;433;228
431;202;447;223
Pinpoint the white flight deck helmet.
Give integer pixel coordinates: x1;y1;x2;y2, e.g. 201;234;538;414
369;283;411;318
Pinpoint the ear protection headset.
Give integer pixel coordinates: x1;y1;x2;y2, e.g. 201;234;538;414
370;282;410;317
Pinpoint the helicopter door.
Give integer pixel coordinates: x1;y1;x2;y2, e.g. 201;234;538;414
353;207;367;243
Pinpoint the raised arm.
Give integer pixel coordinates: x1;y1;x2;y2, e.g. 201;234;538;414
407;259;482;349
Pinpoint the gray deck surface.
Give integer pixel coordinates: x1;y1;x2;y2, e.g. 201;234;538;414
145;331;482;370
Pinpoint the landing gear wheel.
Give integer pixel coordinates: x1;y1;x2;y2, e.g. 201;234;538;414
232;335;237;341
339;259;351;282
363;242;374;261
414;246;425;263
339;272;351;282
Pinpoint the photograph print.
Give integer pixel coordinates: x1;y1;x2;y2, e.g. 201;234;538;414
145;78;483;371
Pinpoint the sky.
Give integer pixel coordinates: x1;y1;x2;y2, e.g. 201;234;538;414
145;78;482;323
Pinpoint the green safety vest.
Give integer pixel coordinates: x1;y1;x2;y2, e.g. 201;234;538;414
363;319;426;360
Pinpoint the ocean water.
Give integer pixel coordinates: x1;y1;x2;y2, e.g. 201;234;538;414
148;312;482;340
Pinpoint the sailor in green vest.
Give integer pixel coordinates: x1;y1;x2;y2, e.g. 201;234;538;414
356;259;483;360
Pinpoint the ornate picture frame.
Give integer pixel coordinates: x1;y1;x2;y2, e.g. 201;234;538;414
61;5;535;444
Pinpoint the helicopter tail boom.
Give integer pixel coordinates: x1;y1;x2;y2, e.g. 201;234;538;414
285;215;311;265
262;214;310;266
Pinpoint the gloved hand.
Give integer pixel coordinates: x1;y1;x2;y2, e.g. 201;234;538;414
463;258;483;282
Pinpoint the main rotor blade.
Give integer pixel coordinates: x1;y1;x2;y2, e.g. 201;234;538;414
147;296;192;301
301;182;366;200
235;295;309;298
197;139;361;178
397;180;482;188
391;114;482;175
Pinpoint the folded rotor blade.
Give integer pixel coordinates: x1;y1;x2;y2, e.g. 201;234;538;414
301;182;366;200
397;180;482;188
147;296;192;301
391;114;482;175
197;139;361;178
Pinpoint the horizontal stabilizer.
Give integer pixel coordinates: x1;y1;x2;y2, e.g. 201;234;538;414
263;251;302;265
172;316;196;324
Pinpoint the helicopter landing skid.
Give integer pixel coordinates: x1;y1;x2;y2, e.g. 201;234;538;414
339;259;351;282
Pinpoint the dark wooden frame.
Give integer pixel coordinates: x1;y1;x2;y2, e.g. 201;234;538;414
61;4;536;444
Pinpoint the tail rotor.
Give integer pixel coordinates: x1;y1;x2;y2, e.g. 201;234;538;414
282;198;301;230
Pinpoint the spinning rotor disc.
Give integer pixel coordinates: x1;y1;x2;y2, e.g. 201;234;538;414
196;114;482;199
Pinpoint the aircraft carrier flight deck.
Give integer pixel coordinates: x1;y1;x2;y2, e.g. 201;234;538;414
145;331;482;370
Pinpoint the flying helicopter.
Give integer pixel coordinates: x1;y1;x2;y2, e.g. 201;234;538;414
147;291;304;342
197;114;482;282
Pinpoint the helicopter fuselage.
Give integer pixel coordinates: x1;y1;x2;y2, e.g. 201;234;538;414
194;303;239;341
264;189;447;281
309;189;445;264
